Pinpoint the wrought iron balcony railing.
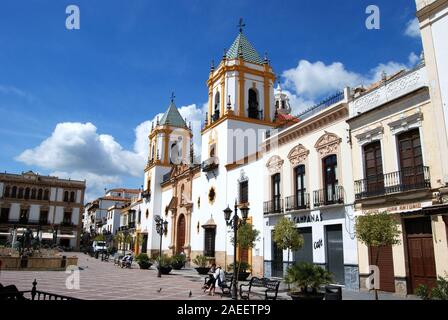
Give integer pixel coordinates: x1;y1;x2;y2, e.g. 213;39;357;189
201;156;219;172
211;111;220;123
313;186;344;207
248;108;263;120
285;193;310;211
354;166;431;200
263;199;283;215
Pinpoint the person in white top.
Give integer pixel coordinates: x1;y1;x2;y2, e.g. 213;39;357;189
209;265;225;296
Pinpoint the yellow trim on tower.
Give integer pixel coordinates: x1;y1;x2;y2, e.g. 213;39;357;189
220;77;225;117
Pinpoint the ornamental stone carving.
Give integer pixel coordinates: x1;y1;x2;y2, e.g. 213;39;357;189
266;155;284;174
314;132;341;157
287;144;309;166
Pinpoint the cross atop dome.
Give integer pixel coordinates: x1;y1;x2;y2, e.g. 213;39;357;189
237;18;245;33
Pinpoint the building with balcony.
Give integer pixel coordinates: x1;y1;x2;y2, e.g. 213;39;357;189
0;171;86;250
82;188;140;235
348;61;448;295
261;88;359;290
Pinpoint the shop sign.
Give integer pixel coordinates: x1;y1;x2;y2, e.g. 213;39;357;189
292;212;323;224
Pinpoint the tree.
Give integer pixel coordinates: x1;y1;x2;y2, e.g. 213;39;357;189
355;211;401;300
114;232;132;255
272;217;304;267
230;222;260;276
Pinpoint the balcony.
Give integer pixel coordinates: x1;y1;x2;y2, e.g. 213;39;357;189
313;186;344;207
263;199;283;215
211;111;220;123
201;157;219;172
141;189;151;201
354;166;431;200
285;193;310;211
248;108;263;120
61;221;74;227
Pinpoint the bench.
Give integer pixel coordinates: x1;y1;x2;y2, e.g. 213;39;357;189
239;277;281;300
204;272;233;296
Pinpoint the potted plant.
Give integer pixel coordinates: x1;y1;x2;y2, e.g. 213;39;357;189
193;255;210;275
171;253;186;270
157;254;173;275
284;262;333;301
135;253;152;270
228;261;252;281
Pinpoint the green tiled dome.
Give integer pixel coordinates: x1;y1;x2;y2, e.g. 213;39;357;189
226;32;264;65
159;101;187;128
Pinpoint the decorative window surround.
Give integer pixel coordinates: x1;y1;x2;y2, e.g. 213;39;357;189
355;126;384;146
287;144;309;166
266;155;284;174
314;132;342;157
388;111;423;135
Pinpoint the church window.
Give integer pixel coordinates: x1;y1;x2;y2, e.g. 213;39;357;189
213;92;220;122
239;180;248;204
248;88;260;119
204;228;216;257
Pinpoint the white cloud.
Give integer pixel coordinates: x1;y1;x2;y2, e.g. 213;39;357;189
281;52;421;108
405;18;421;38
15;103;206;202
282;60;363;101
0;84;37;103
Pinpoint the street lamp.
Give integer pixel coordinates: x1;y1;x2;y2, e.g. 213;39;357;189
154;215;168;278
223;200;249;300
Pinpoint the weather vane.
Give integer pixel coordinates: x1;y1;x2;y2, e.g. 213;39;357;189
170;92;175;103
237;18;245;33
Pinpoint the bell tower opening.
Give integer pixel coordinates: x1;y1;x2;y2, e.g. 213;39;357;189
248;88;260;119
213;91;220;122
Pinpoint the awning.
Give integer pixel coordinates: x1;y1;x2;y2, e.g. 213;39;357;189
41;232;54;240
400;204;448;217
57;234;76;239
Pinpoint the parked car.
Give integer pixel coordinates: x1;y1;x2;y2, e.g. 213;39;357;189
92;241;107;253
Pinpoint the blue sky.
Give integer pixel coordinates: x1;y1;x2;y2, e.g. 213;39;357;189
0;0;422;200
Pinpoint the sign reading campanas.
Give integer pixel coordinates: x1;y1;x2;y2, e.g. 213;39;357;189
292;212;323;224
362;202;422;215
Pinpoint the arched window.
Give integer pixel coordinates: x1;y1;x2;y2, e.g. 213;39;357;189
18;188;24;199
213;91;220;121
70;191;75;202
37;189;43;200
4;186;10;198
64;191;69;202
31;188;36;199
43;189;49;201
248;88;259;119
24;187;30;199
170;141;181;165
323;155;338;204
11;186;17;198
210;144;216;158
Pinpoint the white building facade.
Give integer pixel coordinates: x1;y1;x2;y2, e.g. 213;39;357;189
262;89;359;290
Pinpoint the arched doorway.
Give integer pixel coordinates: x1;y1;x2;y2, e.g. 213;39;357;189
176;214;186;254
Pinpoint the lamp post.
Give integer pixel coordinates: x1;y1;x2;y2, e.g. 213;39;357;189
154;215;168;278
223;200;249;300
